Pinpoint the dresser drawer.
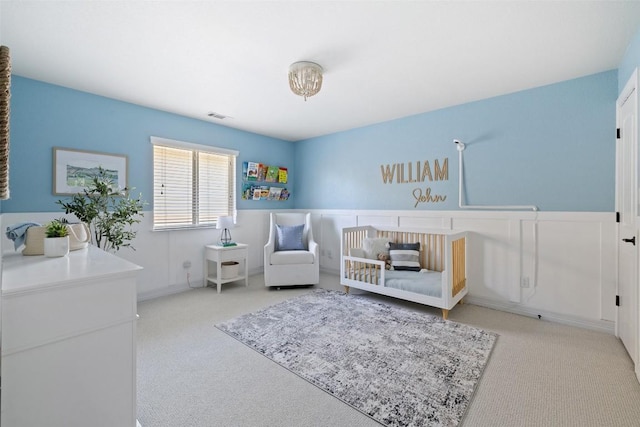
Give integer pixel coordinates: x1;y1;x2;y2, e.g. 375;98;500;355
1;274;137;354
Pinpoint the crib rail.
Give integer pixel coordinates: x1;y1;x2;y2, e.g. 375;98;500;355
342;227;370;257
342;257;383;286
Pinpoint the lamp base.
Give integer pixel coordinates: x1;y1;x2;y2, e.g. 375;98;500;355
220;228;234;246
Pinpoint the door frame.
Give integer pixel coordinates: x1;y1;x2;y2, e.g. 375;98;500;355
616;67;640;381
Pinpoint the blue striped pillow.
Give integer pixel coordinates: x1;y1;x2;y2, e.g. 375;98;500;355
389;242;421;271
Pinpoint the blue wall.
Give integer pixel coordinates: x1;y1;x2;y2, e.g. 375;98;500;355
618;27;640;94
294;71;617;212
5;76;295;213
5;70;621;213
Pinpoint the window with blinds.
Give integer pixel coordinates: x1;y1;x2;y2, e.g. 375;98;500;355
151;137;237;230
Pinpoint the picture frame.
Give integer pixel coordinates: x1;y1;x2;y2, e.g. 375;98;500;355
53;147;128;195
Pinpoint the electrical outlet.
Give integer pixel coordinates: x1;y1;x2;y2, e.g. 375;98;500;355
521;277;530;288
183;260;192;269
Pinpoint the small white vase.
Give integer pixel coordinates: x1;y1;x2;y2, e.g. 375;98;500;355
44;236;70;257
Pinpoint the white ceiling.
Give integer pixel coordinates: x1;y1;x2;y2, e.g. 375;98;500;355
2;1;640;142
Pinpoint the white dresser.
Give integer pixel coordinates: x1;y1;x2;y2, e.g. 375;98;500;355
0;246;142;427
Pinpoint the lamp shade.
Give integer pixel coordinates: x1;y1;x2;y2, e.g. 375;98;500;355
216;216;234;230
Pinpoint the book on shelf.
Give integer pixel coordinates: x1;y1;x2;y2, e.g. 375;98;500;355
246;162;259;181
278;167;288;184
256;164;267;182
265;165;279;182
259;186;270;199
251;186;259;200
268;186;282;200
242;183;255;200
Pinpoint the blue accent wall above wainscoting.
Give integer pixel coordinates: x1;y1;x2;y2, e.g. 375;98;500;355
293;70;617;212
6;70;619;214
6;76;295;213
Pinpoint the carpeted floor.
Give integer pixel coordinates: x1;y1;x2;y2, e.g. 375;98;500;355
217;289;496;426
137;273;640;426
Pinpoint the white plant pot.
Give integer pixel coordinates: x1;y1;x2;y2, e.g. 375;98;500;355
44;236;70;258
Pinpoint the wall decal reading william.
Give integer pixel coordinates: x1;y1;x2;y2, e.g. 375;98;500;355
380;158;448;208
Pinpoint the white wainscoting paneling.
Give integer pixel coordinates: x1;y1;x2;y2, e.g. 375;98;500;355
1;209;615;332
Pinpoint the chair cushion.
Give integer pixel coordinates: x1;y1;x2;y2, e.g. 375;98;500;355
275;224;305;251
270;250;315;265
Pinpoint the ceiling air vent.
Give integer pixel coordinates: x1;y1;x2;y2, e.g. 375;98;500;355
207;112;227;120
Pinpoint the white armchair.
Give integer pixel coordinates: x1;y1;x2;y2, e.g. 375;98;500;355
264;212;319;287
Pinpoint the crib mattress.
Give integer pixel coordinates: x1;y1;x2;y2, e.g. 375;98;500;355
382;269;442;298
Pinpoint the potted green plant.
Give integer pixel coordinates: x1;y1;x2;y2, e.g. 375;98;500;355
44;219;70;257
57;167;146;252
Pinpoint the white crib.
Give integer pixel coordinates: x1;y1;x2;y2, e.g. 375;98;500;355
340;226;468;319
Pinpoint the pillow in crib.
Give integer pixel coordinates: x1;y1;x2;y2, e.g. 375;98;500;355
349;248;366;258
389;242;421;271
362;237;389;259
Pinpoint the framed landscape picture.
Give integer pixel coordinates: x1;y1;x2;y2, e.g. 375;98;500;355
53;147;128;195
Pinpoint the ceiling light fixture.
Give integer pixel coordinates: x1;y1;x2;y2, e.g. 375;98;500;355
288;61;323;101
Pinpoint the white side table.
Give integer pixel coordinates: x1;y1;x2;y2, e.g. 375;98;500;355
204;243;249;293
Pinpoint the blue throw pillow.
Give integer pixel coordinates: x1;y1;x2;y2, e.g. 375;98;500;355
275;224;305;251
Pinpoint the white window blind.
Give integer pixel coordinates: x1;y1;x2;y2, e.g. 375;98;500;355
152;137;237;230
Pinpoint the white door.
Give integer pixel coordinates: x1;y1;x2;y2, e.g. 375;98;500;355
616;69;638;366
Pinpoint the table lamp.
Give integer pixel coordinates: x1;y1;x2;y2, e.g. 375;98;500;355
216;216;235;246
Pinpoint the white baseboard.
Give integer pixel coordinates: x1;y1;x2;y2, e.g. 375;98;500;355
137;283;193;302
319;267;614;334
319;267;614;333
136;268;615;336
466;295;615;335
320;267;339;275
248;267;263;277
138;268;264;302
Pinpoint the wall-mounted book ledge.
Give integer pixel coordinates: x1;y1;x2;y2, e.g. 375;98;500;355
241;161;290;201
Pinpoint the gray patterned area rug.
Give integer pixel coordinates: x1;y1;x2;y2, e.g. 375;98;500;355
216;289;497;426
